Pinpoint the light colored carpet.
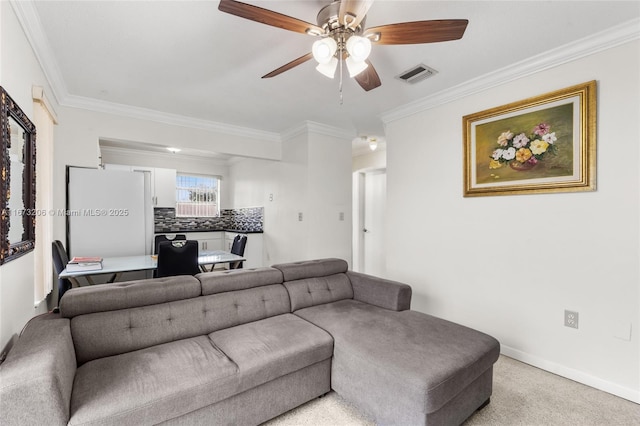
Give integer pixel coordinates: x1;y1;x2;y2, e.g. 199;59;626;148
263;355;640;426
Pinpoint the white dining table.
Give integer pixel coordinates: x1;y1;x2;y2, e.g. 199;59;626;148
59;250;246;286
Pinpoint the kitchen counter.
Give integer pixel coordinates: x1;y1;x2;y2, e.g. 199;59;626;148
223;229;264;234
154;229;263;234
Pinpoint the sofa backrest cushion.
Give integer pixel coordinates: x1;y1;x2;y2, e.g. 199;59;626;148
272;259;353;311
283;275;354;311
197;267;283;295
272;258;348;281
60;276;201;318
71;284;291;365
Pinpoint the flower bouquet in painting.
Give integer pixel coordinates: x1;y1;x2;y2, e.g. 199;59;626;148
489;123;558;171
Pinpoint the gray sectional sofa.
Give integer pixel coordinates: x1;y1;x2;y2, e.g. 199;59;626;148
0;258;500;426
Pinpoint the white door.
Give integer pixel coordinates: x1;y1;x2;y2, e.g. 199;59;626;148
363;170;386;277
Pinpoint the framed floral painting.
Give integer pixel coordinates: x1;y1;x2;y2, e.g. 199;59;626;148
463;80;596;197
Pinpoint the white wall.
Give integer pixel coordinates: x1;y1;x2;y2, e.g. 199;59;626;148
228;124;352;266
306;130;352;262
0;1;51;352
384;41;640;402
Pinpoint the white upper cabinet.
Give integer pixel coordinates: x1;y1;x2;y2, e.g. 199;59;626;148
105;164;176;208
152;168;176;208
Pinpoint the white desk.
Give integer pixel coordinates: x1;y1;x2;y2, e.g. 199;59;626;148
59;250;246;285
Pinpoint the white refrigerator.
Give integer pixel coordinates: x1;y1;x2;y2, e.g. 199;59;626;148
66;167;153;258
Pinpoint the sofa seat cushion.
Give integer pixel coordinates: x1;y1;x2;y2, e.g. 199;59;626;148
70;335;239;426
295;299;500;416
209;313;334;390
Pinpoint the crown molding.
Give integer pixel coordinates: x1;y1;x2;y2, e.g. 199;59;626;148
64;94;281;143
282;121;355;141
381;17;640;125
16;0;638;144
305;121;355;140
11;0;281;144
10;0;68;107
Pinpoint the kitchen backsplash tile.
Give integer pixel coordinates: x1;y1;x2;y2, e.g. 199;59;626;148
154;207;263;233
224;206;264;232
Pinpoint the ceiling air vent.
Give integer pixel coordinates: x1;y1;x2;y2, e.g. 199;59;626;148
395;64;438;84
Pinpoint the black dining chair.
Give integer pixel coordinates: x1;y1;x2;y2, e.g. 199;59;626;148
153;234;187;277
52;240;116;302
52;240;72;304
156;240;200;278
229;234;247;269
154;234;187;255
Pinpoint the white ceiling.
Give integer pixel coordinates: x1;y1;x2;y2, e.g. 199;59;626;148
26;1;640;156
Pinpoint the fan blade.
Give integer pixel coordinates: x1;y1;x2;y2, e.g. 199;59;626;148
339;0;374;29
365;19;468;45
218;0;323;35
354;60;381;91
262;53;314;78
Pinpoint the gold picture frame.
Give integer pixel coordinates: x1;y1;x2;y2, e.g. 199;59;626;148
463;80;596;197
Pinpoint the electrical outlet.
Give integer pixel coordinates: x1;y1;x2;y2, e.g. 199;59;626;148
339;212;344;221
298;212;303;221
564;310;579;329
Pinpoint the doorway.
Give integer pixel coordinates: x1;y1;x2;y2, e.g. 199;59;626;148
353;169;386;276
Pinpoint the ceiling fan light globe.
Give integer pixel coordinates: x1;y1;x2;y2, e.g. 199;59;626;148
346;35;372;61
312;37;337;64
346;56;369;77
316;57;338;78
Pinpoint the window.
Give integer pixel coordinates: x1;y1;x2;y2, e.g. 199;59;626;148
175;174;220;217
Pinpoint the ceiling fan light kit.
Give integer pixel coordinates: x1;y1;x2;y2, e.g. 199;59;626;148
312;34;371;78
312;37;338;64
218;0;468;93
346;35;371;61
316;58;339;78
345;56;368;78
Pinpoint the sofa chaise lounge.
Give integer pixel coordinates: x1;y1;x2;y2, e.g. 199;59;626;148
0;258;500;425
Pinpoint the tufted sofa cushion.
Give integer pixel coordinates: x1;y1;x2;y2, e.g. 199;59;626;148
272;259;353;311
71;284;291;365
281;275;354;312
197;267;283;295
272;258;348;282
60;276;201;318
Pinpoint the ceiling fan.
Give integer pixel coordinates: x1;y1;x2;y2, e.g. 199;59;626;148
218;0;468;92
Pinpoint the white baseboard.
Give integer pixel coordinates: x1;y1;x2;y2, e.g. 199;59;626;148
500;345;640;404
